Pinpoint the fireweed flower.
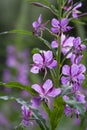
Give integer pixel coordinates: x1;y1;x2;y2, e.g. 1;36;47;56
68;37;86;64
75;92;86;104
61;64;86;92
21;105;32;126
31;79;61;107
72;2;82;18
64;104;80;117
51;33;74;55
63;1;82;18
51;18;71;35
32;14;48;36
30;50;57;74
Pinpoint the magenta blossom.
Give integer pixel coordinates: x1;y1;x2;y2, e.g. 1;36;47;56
68;37;86;64
30;50;57;74
31;79;61;106
61;64;86;92
75;92;86;104
64;104;80;117
51;33;74;55
51;18;71;35
63;1;82;18
21;105;32;126
72;2;82;18
32;14;48;36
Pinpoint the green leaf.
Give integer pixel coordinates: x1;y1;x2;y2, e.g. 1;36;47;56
71;19;85;25
0;95;49;130
0;82;37;96
38;37;51;49
50;97;65;130
27;0;51;7
0;30;32;36
32;48;40;54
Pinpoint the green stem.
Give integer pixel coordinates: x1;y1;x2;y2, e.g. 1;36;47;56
55;0;62;87
56;36;61;87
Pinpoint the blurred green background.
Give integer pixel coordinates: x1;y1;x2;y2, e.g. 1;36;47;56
0;0;87;129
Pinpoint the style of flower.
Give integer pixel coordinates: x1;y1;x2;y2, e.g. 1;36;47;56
68;37;86;64
64;104;80;117
30;50;57;74
51;33;74;55
21;105;32;126
61;64;86;92
51;18;71;35
31;79;61;107
32;14;48;36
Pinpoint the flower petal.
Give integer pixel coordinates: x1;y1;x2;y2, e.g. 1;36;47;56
71;64;79;76
51;18;59;27
32;84;43;95
51;40;58;48
38;14;42;24
61;76;70;85
30;66;40;74
48;88;61;97
44;51;53;63
32;21;39;28
62;65;70;75
33;53;43;64
61;18;68;27
47;60;57;69
43;79;53;93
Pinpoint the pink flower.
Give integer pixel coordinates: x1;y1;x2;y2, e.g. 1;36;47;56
30;50;57;74
61;64;86;92
32;14;48;36
21;105;32;126
51;18;71;34
51;33;74;55
31;79;61;106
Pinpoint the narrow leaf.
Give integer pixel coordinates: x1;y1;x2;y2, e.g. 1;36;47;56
0;30;32;36
0;82;37;96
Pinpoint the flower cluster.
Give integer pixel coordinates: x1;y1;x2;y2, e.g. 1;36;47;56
20;0;87;129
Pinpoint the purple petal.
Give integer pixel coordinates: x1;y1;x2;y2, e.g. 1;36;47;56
30;66;40;74
51;27;59;33
63;95;69;101
74;2;82;10
51;18;59;27
31;96;41;107
79;64;86;73
60;18;68;27
73;37;81;47
51;40;58;48
44;51;53;63
33;53;43;64
61;76;70;85
71;64;79;76
48;88;61;97
62;65;70;75
43;79;53;93
47;60;57;69
32;84;43;95
81;44;86;50
32;21;39;28
38;14;42;24
76;93;86;104
63;26;72;32
64;104;72;116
